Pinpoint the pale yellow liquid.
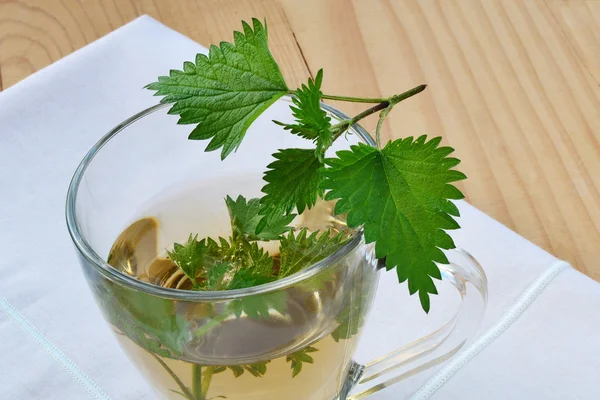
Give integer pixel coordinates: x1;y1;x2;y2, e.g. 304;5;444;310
117;332;359;400
107;185;366;400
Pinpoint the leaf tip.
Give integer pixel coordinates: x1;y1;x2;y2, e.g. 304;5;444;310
419;291;431;314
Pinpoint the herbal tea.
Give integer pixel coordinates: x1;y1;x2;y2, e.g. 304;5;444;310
102;186;377;400
69;16;476;400
117;325;360;400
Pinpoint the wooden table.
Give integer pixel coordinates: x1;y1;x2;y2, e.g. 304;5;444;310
1;0;598;280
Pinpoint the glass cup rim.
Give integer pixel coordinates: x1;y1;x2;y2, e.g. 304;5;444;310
65;97;376;300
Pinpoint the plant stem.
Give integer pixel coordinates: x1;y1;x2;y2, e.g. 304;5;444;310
350;101;390;124
389;84;427;104
192;364;203;400
331;101;388;141
194;311;230;338
150;353;195;400
320;94;387;103
331;84;427;142
375;107;391;149
287;90;386;103
201;367;214;398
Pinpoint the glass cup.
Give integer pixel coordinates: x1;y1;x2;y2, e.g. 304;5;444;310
66;98;487;400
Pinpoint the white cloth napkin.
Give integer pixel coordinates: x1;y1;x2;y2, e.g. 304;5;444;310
0;16;598;400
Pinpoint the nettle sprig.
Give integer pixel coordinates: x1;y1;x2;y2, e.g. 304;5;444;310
146;18;465;313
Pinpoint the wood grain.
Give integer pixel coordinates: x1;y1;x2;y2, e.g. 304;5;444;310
1;0;598;280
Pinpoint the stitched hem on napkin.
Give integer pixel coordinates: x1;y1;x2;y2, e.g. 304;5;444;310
0;293;110;400
410;260;571;400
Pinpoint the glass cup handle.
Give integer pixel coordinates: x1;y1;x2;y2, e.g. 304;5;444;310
346;249;488;399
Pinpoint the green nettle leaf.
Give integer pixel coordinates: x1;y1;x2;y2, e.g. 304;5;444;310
212;366;227;374
278;228;347;278
228;366;245;378
243;361;270;377
166;235;208;287
330;307;361;342
145;18;289;159
206;262;233;291
242;241;274;276
258;148;324;233
273;69;332;160
286;346;318;378
234;239;274;278
228;243;276;290
214;362;270;379
231;291;287;320
330;273;374;342
322;136;465;312
95;279;190;358
168;235;232;289
226;195;293;241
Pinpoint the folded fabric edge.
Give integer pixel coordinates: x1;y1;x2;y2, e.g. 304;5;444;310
0;292;110;400
409;259;572;400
